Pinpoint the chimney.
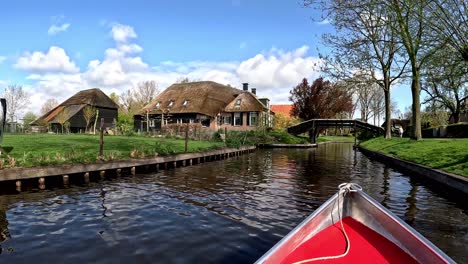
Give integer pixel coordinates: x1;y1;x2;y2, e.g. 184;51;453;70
251;88;257;95
242;83;249;91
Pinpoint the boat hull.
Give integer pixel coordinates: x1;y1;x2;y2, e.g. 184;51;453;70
255;187;454;264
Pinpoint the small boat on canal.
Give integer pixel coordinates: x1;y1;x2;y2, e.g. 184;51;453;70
256;183;454;264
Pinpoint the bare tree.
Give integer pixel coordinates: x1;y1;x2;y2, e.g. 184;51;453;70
306;0;408;138
40;98;59;115
82;105;96;133
120;89;136;113
55;108;70;134
3;85;29;124
120;80;160;114
134;80;159;107
388;0;436;140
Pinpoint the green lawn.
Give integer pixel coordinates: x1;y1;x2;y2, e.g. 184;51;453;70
318;135;356;143
360;137;468;177
1;134;224;168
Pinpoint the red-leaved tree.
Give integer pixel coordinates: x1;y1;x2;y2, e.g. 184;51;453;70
290;77;354;120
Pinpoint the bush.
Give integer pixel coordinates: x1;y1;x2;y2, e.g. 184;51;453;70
446;123;468;138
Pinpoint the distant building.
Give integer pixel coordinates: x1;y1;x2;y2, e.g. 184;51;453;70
134;81;273;132
381;119;410;134
270;104;293;118
31;88;119;133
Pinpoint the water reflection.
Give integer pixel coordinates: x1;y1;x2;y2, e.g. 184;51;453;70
0;144;466;263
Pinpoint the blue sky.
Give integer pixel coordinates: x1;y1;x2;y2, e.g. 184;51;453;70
0;0;411;118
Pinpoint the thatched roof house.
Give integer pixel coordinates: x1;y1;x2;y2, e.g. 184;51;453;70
135;81;273;131
32;88;118;133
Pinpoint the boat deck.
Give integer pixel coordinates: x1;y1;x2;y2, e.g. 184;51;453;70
281;217;418;264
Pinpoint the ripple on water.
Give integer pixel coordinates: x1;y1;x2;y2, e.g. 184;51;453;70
0;145;466;263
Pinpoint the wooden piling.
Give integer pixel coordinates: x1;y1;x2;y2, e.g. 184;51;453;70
100;171;106;179
116;168;122;177
38;177;45;189
84;172;90;183
15;180;21;192
131;167;136;175
63;175;69;185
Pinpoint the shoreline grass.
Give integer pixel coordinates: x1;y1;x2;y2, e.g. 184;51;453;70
1;134;224;168
317;135;355;143
360;137;468;177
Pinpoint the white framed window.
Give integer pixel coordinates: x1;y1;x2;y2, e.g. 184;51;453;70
168;101;174;108
183;100;189;106
149;120;155;127
234;113;241;126
156;102;161;108
235;99;241;106
249;112;258;126
224;116;231;124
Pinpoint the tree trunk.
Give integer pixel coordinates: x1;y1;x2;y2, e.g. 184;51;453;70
411;69;422;140
61;124;64;134
453;112;460;123
384;88;392;139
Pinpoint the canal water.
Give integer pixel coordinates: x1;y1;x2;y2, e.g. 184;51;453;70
0;143;466;263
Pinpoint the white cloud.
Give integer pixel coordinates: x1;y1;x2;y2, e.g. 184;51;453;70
0;56;6;64
48;23;70;35
111;23;137;43
23;23;322;116
15;46;79;73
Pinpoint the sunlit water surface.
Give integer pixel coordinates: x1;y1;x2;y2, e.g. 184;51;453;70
0;144;466;263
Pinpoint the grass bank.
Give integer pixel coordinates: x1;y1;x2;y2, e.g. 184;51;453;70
317;135;355;143
360;137;468;177
1;134;224;168
225;130;308;147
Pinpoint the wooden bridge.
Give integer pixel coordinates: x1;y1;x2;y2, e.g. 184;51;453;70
287;119;384;143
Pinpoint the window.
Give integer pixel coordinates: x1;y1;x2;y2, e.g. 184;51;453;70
167;101;174;108
249;112;258;126
183;100;189;106
235;99;241;106
224;116;231;125
234;113;241;126
149;119;155;127
200;115;210;127
156;102;161;108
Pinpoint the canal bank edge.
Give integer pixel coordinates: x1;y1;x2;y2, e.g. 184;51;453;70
257;143;317;148
0;146;256;183
357;146;468;194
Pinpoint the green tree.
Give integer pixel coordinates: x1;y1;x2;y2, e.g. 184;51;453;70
22;112;37;131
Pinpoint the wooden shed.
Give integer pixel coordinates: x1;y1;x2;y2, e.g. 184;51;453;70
31;88;118;133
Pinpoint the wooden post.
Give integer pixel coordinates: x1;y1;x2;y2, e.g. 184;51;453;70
224;127;227;142
131;167;136;176
146;110;150;133
99;118;104;157
38;177;45;190
116;168;122;177
354;120;357;146
84;172;90;183
100;171;106;179
15;180;21;192
185;122;189;153
63;175;69;185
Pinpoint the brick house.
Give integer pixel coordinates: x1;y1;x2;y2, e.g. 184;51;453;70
134;81;273;132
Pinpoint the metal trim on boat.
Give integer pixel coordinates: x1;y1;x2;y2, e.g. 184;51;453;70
255;184;455;264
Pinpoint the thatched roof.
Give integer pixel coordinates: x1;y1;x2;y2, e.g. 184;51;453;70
31;88;117;125
224;92;268;112
61;88;119;109
140;81;243;117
